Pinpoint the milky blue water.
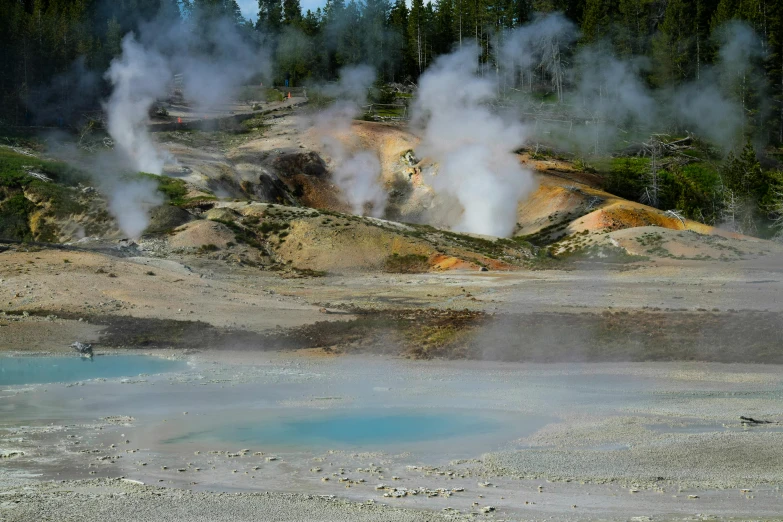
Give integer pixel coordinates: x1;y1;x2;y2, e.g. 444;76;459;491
164;409;551;450
0;355;184;385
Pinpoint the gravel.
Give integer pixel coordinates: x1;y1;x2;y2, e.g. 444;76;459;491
1;478;473;522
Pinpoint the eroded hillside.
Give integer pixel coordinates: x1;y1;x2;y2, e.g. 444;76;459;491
2;113;779;273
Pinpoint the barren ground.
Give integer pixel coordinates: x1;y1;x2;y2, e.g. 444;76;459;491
4;110;783;521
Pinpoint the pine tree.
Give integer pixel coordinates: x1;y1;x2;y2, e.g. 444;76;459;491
581;0;616;43
341;0;363;64
301;9;321;36
363;0;393;77
257;0;283;32
693;0;720;79
283;0;303;26
512;0;531;25
105;17;123;63
652;0;697;85
767;0;783;143
616;0;653;56
388;0;409;80
711;0;738;32
434;0;455;55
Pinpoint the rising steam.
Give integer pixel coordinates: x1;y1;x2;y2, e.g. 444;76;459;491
104;35;172;174
98;14;269;237
313;65;387;217
107;177;165;238
499;13;765;154
412;46;535;238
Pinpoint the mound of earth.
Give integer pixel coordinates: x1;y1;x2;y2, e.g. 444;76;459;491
190;202;535;273
515;175;607;237
158;114;726;253
8;112;766;275
169;220;236;250
570;202;712;235
145;205;193;235
609;226;778;261
299;121;419;188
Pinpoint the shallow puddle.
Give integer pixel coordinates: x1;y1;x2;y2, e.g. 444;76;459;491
0;355;184;385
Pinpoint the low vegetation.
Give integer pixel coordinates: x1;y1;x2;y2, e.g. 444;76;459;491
597;141;783;239
383;253;429;273
0;148;88;241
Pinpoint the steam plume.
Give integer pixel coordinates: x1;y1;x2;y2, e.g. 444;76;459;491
98;13;269;237
107;177;165;238
498;14;766;155
314;65;387;217
105;35;172;174
412;45;535;238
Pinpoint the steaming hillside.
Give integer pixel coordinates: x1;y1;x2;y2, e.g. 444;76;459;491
3;112;777;273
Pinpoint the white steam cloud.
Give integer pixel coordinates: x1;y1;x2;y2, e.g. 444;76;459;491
105;35;172;174
412;45;535;238
497;13;765;155
108;177;165;238
98;14;270;237
314;65;387;217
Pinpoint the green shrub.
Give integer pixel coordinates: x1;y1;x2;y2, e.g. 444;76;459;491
383;253;429;273
603;157;649;199
0;193;35;240
265;88;285;102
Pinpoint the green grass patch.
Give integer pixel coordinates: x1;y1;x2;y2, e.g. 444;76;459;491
258;221;290;234
0;148;87;188
137;173;189;206
212;219;264;249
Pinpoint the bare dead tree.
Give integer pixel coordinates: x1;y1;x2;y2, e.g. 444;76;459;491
640;137;662;208
721;188;741;233
665;209;686;226
585;195;603;211
539;37;565;103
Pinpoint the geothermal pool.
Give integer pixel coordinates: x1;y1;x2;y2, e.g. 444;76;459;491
161;408;553;451
3;353;783;520
164;410;496;447
0;355;184;385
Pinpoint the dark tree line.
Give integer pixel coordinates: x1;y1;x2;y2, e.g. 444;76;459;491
263;0;782;145
0;0;245;126
1;0;782;145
